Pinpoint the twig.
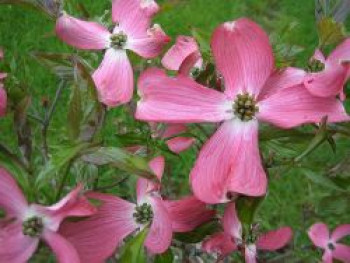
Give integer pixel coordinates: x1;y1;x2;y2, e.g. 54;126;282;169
0;143;28;172
41;81;66;162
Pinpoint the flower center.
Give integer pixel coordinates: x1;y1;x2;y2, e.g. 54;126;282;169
133;203;153;225
22;216;44;237
328;242;335;250
308;59;325;72
191;67;201;78
233;93;259;121
110;33;127;49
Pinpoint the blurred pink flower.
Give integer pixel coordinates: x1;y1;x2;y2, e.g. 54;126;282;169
56;0;170;107
0;167;96;263
162;35;203;76
308;222;350;262
60;156;214;262
135;18;350;204
0;48;7;116
202;203;293;263
305;39;350;99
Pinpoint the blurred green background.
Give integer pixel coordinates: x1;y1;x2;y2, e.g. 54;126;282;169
0;0;350;262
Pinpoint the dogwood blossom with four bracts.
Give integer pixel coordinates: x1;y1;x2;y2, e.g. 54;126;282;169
202;203;293;263
0;167;96;263
56;0;170;107
304;38;350;99
308;222;350;263
135;18;350;203
0;48;7;116
60;156;215;262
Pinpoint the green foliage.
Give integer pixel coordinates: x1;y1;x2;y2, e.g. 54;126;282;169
119;228;149;263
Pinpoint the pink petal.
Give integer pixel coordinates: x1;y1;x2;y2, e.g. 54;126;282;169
112;0;159;37
43;230;80;263
311;49;326;64
55;13;110;50
164;196;215;232
304;64;350;98
331;224;350;242
128;24;170;59
60;192;137;263
149;156;165;181
162;124;187;138
136;156;164;202
328;38;350;64
322;250;333;263
144;197;172;254
211;18;274;99
202;232;237;256
258;84;350;129
245;244;258;263
136;68;231;123
333;244;350;262
257;226;293;251
223;202;242;241
0;167;27;218
161;36;200;71
39;184;96;231
179;51;203;76
93;49;133;107
0;86;7;117
0;222;39;263
258;67;306;101
308;223;329;249
190;120;267;204
166;137;195;154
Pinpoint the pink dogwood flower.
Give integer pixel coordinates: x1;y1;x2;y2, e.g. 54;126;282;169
135;18;350;203
162;35;203;76
60;156;214;262
0;167;96;263
0;48;7;116
308;222;350;262
202;203;293;263
304;38;350;99
56;0;170;107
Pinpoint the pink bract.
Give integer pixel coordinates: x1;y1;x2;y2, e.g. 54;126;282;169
162;35;203;76
308;222;350;262
305;38;350;99
0;48;7;117
56;0;170;107
135;18;350;203
60;156;214;262
0;167;96;263
202;203;293;262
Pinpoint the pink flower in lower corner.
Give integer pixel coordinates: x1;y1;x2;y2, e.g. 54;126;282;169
0;48;7;116
202;203;293;263
59;156;215;263
162;35;203;76
304;39;350;99
0;167;96;263
308;222;350;263
135;18;350;204
55;0;170;107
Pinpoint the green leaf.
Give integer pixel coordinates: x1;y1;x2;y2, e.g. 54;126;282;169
154;249;174;263
317;17;346;46
294;117;331;162
67;84;83;140
174;220;220;243
236;196;265;227
0;0;61;19
301;169;345;192
119;228;148;263
318;193;350;216
81;147;157;181
191;28;211;60
36;142;91;186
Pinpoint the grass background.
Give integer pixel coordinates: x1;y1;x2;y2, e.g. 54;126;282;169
0;0;350;262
